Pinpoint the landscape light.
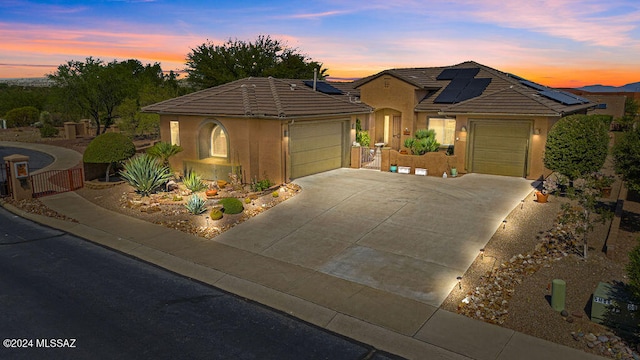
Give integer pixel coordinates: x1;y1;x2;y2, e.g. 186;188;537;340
457;276;462;289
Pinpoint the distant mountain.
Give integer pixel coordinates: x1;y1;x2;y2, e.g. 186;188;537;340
0;77;53;87
578;82;640;92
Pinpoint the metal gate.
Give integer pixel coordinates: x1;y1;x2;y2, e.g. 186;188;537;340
0;162;9;197
31;168;84;198
359;146;381;170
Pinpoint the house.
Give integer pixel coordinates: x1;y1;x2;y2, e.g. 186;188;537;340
142;77;372;185
143;61;595;184
353;61;595;179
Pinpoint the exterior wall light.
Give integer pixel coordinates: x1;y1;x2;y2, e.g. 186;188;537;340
533;128;541;135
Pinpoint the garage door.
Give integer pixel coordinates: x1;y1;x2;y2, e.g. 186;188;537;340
470;121;530;177
290;121;346;179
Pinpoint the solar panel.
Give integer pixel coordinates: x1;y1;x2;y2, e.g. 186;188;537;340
436;68;459;80
539;90;583;105
436;68;479;80
434;78;468;103
456;78;491;102
303;80;343;95
520;80;548;91
456;68;480;78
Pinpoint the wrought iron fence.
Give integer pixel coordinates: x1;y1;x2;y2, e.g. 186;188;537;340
31;168;84;198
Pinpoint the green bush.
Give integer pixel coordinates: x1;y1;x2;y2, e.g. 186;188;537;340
183;171;207;192
613;127;640;193
39;124;59;138
119;154;172;196
5;106;39;127
544;114;609;181
628;238;640;301
185;195;207;215
84;132;137;182
146;141;183;168
219;197;243;214
404;129;440;155
251;177;273;192
210;208;223;220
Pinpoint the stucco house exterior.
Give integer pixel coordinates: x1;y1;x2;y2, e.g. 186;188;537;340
144;61;595;183
353;61;595;179
143;77;372;185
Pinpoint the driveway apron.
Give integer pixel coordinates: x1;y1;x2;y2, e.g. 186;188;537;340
214;168;535;307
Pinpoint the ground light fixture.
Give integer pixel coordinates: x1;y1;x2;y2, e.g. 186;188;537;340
502;219;507;229
457;276;462;289
480;248;485;260
521;199;525;209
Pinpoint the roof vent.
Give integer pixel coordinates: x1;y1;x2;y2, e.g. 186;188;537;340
290;84;296;91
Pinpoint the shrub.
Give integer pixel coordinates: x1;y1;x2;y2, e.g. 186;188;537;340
404;129;440;155
272;190;279;197
183;171;207;192
628;238;640;300
219;197;243;214
146;141;183;168
613;127;640;193
244;197;252;204
5;106;39;127
251;177;272;192
119;154;172;196
39;124;59;138
210;208;223;220
84;132;136;182
544;114;609;181
185;195;207;215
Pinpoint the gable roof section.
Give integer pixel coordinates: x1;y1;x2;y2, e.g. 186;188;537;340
355;61;594;116
143;77;371;118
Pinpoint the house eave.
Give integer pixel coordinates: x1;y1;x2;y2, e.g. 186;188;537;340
145;110;372;119
434;111;562;118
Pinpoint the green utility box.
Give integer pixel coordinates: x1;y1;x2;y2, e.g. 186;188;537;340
591;282;639;331
551;279;566;312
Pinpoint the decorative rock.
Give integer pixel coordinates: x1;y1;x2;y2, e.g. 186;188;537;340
597;335;609;343
585;333;597;342
571;310;583;318
566;316;573;323
560;309;568;317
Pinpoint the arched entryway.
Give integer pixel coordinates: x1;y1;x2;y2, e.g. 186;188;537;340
373;109;402;150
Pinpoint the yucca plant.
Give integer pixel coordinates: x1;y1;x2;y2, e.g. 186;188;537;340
119;154;172;196
183;170;207;192
185;195;207;215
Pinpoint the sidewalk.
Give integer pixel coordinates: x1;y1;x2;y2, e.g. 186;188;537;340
0;142;606;360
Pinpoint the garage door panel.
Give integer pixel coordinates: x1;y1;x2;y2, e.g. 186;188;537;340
471;121;530;177
290;121;346;179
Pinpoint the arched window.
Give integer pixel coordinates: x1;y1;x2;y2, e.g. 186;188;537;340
210;125;228;157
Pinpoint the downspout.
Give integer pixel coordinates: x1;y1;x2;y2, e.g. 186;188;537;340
313;68;317;91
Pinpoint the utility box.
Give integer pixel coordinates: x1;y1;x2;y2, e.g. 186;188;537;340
591;282;639;331
551;279;566;312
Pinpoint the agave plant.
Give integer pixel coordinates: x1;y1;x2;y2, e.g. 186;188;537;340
185;195;207;215
183;170;207;192
119;154;172;196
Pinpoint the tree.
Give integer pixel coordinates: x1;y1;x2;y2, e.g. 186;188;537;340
544;114;609;181
49;58;172;135
613;126;640;192
618;97;640;131
83;132;136;182
185;35;328;89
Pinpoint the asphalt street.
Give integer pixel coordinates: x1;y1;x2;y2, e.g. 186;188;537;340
0;206;400;360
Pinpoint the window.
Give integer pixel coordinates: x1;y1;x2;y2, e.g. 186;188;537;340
428;118;456;146
210;125;227;157
170;121;180;146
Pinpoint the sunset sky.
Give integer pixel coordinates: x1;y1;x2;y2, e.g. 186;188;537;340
1;0;639;87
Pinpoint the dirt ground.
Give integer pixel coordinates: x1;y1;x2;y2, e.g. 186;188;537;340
2;127;639;358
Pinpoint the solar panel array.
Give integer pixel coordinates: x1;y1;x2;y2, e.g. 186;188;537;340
303;80;343;95
434;68;491;103
520;80;590;106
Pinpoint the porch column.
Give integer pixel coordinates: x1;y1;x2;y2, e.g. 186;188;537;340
4;154;33;201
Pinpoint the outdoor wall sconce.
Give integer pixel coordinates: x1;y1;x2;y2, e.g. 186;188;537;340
351;123;356;129
460;126;467;132
533;128;541;135
457;276;462;289
403;128;410;135
284;129;289;137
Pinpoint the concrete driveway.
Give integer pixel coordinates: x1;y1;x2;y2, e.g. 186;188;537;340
214;168;535;307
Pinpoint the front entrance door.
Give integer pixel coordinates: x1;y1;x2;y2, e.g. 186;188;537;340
391;115;401;150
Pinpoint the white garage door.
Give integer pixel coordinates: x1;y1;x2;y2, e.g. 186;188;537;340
470;121;531;177
290;121;346;179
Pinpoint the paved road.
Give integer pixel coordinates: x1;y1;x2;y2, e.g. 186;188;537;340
0;207;400;360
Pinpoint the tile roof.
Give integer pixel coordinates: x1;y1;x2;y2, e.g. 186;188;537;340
143;77;371;118
355;61;595;116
